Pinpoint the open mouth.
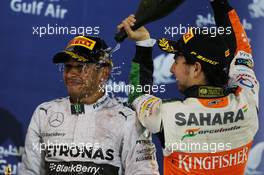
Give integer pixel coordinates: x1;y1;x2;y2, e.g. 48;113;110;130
66;78;83;86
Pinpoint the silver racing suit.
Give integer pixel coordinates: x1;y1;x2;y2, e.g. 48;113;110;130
19;93;159;175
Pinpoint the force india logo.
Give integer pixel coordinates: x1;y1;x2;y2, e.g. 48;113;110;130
179;105;248;141
181;128;200;141
181;126;241;141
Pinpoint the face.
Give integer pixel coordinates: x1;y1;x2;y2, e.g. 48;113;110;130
170;55;193;92
63;60;110;100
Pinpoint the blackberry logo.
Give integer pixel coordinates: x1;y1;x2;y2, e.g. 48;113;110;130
49;163;56;171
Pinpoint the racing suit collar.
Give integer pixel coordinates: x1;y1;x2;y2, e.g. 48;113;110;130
184;85;230;99
91;92;110;110
69;92;110;115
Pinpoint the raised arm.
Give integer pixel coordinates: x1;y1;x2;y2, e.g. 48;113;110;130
211;0;259;108
117;15;155;104
128;40;155;104
211;0;251;57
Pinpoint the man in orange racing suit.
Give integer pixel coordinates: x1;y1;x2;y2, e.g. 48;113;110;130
126;0;259;174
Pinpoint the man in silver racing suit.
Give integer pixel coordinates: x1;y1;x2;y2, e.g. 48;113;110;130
18;35;159;175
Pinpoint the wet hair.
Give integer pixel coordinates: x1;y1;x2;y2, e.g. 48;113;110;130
183;54;229;87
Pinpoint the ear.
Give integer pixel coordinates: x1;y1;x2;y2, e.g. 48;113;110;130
100;66;111;82
192;62;202;78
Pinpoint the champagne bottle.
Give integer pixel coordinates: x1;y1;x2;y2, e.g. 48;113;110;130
115;0;185;42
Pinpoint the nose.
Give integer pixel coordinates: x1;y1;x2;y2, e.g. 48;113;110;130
64;68;80;78
68;69;78;75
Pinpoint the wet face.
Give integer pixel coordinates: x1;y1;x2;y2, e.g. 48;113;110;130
63;60;110;101
170;55;193;93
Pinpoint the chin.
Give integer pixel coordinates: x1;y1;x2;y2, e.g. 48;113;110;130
67;87;82;97
68;91;81;99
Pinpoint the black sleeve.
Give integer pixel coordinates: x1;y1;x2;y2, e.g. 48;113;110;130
210;0;236;59
128;46;154;104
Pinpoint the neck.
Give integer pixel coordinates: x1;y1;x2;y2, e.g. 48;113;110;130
70;90;105;105
190;78;207;87
183;81;208;95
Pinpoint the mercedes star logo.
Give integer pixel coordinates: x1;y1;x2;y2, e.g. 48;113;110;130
49;112;64;127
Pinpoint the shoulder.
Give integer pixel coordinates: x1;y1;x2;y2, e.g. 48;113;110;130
104;97;136;121
38;97;67;107
161;98;197;113
106;98;142;134
34;97;68;115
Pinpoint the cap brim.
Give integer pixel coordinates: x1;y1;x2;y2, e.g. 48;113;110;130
158;38;181;54
53;52;72;64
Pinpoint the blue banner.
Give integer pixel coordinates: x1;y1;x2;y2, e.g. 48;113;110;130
0;0;263;174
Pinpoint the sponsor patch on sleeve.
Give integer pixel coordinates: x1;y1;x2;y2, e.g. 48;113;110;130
235;58;254;69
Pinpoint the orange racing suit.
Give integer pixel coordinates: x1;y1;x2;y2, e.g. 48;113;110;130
131;0;259;174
